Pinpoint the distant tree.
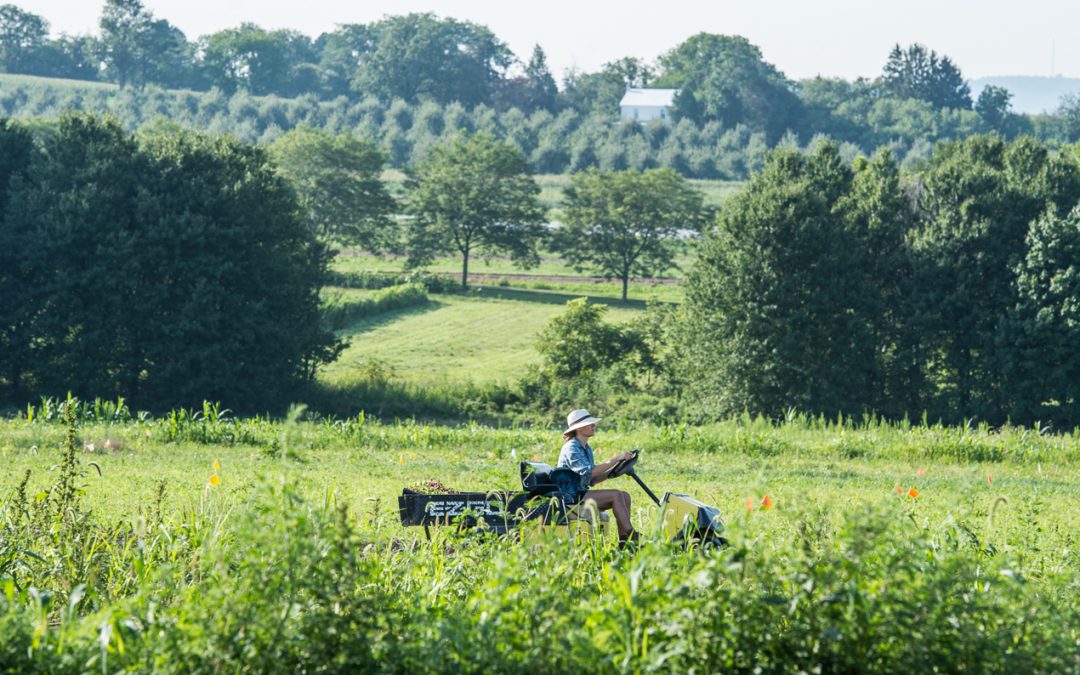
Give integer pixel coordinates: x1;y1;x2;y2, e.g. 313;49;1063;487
354;14;513;106
99;0;190;88
657;33;802;142
269;126;396;251
36;34;100;81
881;43;971;110
0;4;49;73
405;132;543;289
560;57;653;115
521;44;558;112
315;24;376;98
198;24;313;96
1055;93;1080;142
975;85;1030;138
556;168;703;300
975;85;1011;128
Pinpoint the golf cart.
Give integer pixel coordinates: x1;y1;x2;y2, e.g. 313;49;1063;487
398;450;726;548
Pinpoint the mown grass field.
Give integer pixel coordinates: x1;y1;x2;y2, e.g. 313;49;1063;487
330;248;691;304
321;292;642;386
1;409;1077;671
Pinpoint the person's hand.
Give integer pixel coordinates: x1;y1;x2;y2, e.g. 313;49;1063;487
610;451;635;463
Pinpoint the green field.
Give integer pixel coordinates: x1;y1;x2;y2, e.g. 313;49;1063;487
379;170;743;212
1;411;1077;671
321;293;642;386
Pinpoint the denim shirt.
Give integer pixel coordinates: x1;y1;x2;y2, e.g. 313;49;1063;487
557;437;595;491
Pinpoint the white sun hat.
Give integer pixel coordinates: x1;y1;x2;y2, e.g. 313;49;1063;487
565;409;601;433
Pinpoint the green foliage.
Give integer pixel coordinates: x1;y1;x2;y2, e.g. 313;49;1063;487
0;117;34;393
657;33;803;142
999;205;1080;425
196;23;315;96
349;13;513;107
322;283;429;330
98;0;189;89
0;113;340;411
0;4;49;74
535;299;639;378
881;43;972;110
910;135;1080;422
0;412;1077;672
269;126;396;250
556;168;704;300
405;132;544;288
684;143;886;418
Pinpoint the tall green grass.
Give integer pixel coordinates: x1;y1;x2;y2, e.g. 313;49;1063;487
0;405;1077;672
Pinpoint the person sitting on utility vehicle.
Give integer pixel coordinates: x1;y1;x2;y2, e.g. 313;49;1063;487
557;409;639;544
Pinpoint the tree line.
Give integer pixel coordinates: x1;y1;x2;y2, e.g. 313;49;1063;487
0;114;699;411
5;110;1080;426
0;114;340;411
6;1;1080;176
671;137;1080;427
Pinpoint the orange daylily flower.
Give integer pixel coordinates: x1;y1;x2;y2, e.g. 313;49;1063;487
916;468;926;477
907;487;919;499
987;474;993;485
894;484;904;494
745;498;755;511
761;494;774;509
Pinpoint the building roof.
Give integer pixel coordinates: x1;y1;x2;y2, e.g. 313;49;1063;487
619;88;678;107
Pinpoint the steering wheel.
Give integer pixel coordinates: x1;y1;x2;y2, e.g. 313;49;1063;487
606;449;640;478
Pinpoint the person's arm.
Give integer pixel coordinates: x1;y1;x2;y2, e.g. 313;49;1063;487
590;452;635;485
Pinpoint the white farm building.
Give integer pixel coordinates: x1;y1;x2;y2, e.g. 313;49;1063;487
619;88;678;123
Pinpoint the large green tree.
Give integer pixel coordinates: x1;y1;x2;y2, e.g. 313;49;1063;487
837;150;921;416
0;117;36;394
556;168;703;300
0;114;339;410
269;127;396;251
405;132;543;289
909;136;1080;421
682;143;882;418
999;206;1080;425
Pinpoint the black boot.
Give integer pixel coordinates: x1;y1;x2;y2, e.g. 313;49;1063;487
618;530;640;549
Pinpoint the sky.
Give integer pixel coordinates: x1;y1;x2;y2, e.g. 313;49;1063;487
20;0;1080;82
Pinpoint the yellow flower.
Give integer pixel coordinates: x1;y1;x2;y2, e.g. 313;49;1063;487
209;474;220;486
213;458;220;472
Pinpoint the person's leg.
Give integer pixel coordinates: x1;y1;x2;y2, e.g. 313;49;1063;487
581;489;635;539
